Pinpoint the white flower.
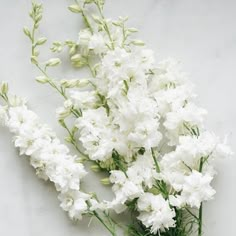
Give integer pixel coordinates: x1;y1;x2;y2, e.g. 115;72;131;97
88;33;107;55
3;102;90;221
69;90;97;109
154;59;188;88
137;193;176;233
181;170;216;208
58;191;90;220
164;103;207;145
127;152;158;188
110;170;143;204
151;84;195;116
7;106;38;133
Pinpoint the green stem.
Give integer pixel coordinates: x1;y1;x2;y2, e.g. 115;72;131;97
93;211;116;236
74;0;94;33
94;2;114;50
198;204;203;236
151;147;160;173
198;157;204;236
63;121;89;160
185;208;199;222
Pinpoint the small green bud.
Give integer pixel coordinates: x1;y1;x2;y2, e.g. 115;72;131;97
112;21;122;27
36;37;47;45
65;136;73;143
68;4;82;13
92;14;102;24
131;40;145;46
31;56;38;64
71;54;82;62
70;54;87;68
69;46;77;55
58;119;66;128
23;27;31;38
35;76;49;84
35;14;42;23
100;178;111;185
0;81;8;95
60;79;90;88
90;164;101;172
128;27;138;33
51;41;63;53
45;58;61;67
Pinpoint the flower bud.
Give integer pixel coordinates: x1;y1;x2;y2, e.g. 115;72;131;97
36;76;50;84
131;40;145;46
36;37;47;45
65;136;73;143
23;27;31;38
90;164;101;172
31;56;38;64
128;27;138;33
0;81;8;95
71;54;87;68
100;178;111;185
45;58;61;67
68;4;82;13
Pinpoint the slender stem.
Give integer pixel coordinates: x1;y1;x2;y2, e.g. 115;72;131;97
151;147;160;173
94;2;114;50
93;211;116;236
185;208;199;222
198;157;204;236
198;204;203;236
74;0;93;33
63;121;89;159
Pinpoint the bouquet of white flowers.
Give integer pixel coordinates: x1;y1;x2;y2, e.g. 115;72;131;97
0;1;233;236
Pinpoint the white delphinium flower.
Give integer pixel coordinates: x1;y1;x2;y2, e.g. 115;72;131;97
101;153;158;214
137;193;176;234
153;59;188;89
101;48;131;78
69;90;98;110
58;190;91;220
164;103;207;145
180;170;216;208
46;157;87;192
134;48;155;71
4;100;90;220
96;48;132;97
114;86;162;150
109;170;143;210
7;106;38;133
127;152;159;188
88;33;107;55
151;84;196;116
13;124;53;156
161;131;233;180
77;107;129;161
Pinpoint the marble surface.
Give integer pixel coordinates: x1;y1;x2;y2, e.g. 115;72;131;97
0;0;235;235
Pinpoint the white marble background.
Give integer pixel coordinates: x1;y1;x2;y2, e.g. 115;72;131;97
0;0;235;235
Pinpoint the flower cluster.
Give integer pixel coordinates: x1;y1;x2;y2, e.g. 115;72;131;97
0;90;90;221
16;1;235;235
